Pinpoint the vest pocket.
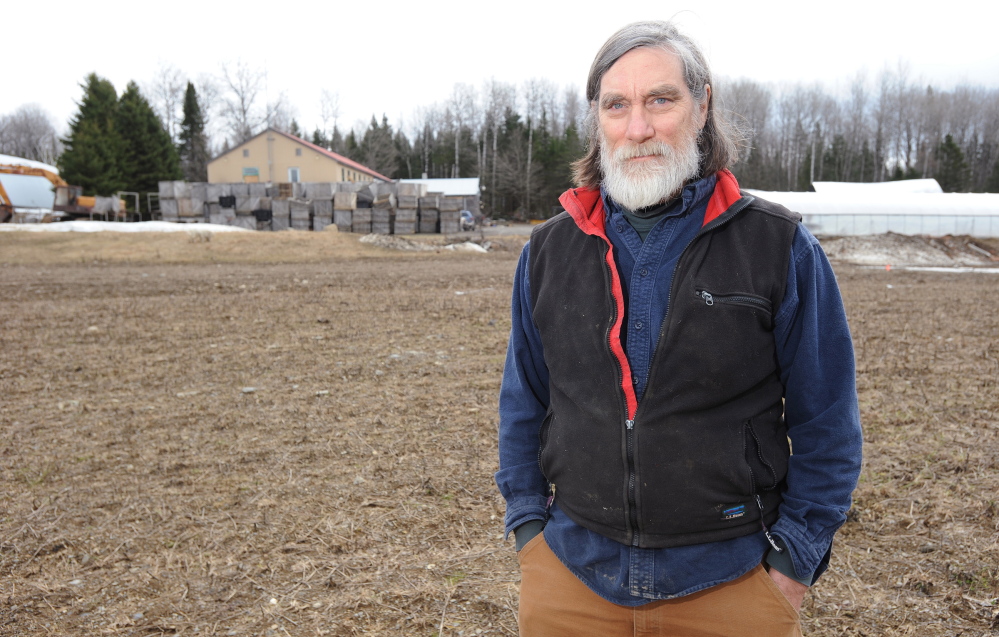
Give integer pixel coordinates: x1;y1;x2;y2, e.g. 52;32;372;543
538;410;555;478
694;288;774;316
744;420;780;493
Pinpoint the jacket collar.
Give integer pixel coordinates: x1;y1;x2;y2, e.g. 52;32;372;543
558;169;744;238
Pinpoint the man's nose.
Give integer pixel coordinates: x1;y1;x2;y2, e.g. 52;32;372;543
625;106;655;144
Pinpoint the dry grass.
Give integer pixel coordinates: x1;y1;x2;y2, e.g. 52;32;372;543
0;229;528;267
1;232;997;636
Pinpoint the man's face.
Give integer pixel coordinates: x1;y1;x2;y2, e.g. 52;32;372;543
597;46;710;209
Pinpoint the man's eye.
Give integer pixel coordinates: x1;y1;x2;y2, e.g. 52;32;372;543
611;103;624;109
652;97;670;105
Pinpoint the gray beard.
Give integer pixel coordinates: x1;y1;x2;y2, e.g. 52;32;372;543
599;130;701;211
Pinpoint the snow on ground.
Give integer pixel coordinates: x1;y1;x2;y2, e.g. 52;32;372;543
358;233;488;252
0;221;249;233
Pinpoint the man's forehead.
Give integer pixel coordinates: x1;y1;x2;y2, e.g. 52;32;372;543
598;46;686;97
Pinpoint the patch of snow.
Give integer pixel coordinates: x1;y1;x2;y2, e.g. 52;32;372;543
901;266;999;274
443;241;488;253
811;179;943;194
358;233;488;252
0;153;59;173
0;221;250;233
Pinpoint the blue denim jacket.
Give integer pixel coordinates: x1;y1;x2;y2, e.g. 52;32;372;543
496;174;863;605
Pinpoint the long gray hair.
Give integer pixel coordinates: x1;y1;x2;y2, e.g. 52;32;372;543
571;20;741;188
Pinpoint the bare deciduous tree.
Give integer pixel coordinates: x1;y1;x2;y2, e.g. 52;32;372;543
218;60;280;144
0;104;62;164
320;89;341;146
147;64;185;143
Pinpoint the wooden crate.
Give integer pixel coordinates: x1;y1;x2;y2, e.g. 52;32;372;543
272;210;291;231
314;215;334;232
334;209;352;232
439;196;463;212
333;192;357;209
394;221;416;235
419;209;439;234
397;195;418;209
352;208;372;233
289;199;311;220
313;199;333;216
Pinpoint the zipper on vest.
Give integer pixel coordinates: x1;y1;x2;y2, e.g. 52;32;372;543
755;494;782;552
695;289;772;312
747;461;782;552
545;483;556;521
626;420;639;546
596;238;639;545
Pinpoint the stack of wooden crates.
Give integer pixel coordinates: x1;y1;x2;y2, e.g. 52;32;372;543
156;180;475;235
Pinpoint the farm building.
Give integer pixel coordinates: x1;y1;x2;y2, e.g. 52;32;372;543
207;128;390;185
748;179;999;237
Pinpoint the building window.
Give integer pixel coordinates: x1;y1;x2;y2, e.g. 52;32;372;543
288;167;300;183
243;149;249;158
295;148;302;156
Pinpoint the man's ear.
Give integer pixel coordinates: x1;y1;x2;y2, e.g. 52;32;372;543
699;84;711;128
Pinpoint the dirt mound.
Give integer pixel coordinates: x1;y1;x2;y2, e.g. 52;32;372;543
358;234;488;253
821;233;999;266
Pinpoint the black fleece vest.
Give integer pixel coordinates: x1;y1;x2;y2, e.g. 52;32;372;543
529;195;800;548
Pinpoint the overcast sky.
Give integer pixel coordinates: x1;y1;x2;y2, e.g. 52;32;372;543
6;0;998;139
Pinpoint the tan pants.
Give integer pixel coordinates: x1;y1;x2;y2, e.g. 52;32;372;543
518;534;803;637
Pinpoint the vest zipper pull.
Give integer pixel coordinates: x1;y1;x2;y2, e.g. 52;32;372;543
626;419;634;430
698;290;714;306
756;494;782;552
545;483;556;521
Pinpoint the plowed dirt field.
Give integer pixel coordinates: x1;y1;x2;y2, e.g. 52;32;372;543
1;230;997;636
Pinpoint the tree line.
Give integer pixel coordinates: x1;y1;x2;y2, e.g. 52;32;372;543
719;68;999;194
2;64;998;217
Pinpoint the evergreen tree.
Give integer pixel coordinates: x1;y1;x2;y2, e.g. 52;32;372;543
311;127;330;150
59;73;126;196
344;130;361;161
289;119;302;138
330;125;344;155
986;158;999;193
178;82;210;182
394;129;415;178
361;115;398;178
116;81;181;196
935;134;969;192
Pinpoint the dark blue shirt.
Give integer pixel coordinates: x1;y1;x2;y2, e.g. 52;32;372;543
496;175;862;605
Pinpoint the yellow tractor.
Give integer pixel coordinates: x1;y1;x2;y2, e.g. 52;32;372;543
0;163;121;222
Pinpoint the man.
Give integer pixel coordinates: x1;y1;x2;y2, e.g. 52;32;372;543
496;20;862;637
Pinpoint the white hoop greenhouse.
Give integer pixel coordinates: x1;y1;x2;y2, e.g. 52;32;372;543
747;181;999;237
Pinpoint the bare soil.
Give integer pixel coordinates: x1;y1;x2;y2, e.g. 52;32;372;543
1;231;997;636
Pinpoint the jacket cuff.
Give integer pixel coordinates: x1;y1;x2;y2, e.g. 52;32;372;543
514;520;546;551
503;496;548;539
765;538;813;586
770;522;834;584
